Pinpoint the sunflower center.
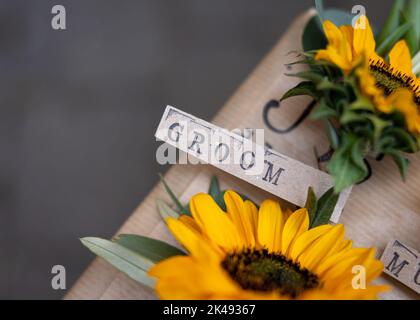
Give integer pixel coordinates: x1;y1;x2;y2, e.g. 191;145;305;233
369;59;420;107
221;249;320;298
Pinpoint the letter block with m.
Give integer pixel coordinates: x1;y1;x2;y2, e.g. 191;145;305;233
381;239;420;294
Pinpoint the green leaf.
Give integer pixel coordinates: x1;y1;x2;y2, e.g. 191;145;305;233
317;80;348;96
315;0;324;25
214;190;227;211
377;0;406;46
280;82;320;102
310;187;339;228
406;0;420;45
184;202;192;216
114;234;185;263
305;187;318;227
302;15;327;51
156;199;180;220
81;237;155;288
327;134;369;192
386;150;409;180
159;173;189;215
285;71;324;84
377;135;396;151
401;12;418;55
349;96;375;112
385;127;418;152
208;176;221;199
376;22;411;57
207;176;228;211
340;110;367;125
365;115;390;145
322;9;354;27
351;138;368;171
311;99;337;120
325;120;340;150
413;51;420;76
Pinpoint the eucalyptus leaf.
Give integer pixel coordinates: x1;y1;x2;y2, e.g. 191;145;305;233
81;237;155;288
114;234;185;263
184;202;192;216
159;173;190;216
310;187;339;228
156;199;180;220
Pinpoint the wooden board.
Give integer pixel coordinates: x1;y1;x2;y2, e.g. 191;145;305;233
66;9;420;300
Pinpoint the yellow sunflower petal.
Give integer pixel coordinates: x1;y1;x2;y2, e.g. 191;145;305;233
321;247;384;293
389;40;413;75
150;256;239;299
388;88;420;135
282;207;294;221
317;247;371;279
244;200;259;239
167;217;222;261
282;208;309;256
190;193;242;251
316;47;352;71
316;21;354;71
257;199;284;252
149;255;195;278
288;224;333;260
179;214;201;234
340;25;354;54
323;20;344;48
224;190;255;247
154;190;386;300
353;15;376;57
339;239;353;252
297;224;345;270
304;284;388;300
366;260;385;283
359;248;385;283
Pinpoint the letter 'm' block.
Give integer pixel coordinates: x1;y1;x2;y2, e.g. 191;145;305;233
381;239;420;294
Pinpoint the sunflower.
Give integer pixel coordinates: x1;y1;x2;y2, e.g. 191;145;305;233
315;16;379;72
149;190;387;300
315;15;420;135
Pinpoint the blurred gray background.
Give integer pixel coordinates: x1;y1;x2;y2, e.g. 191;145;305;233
0;0;391;299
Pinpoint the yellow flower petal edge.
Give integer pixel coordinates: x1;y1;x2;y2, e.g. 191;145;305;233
149;190;389;300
